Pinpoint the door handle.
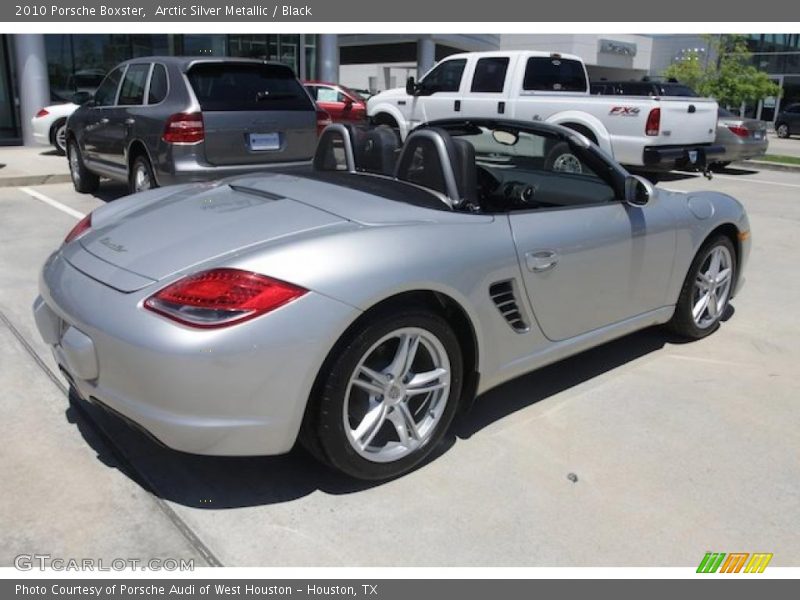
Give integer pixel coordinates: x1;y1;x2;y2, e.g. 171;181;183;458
525;250;559;273
454;100;461;112
124;118;135;126
99;117;109;125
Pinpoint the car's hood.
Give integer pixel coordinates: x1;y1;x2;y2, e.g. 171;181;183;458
74;172;445;287
367;87;407;108
77;177;352;285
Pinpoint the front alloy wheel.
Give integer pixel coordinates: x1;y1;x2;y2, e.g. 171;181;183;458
303;309;463;480
776;123;790;138
667;235;737;339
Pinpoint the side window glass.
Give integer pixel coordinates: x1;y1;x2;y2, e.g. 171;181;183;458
471;57;510;93
93;67;124;107
316;87;340;102
148;64;168;104
117;64;150;106
419;59;467;94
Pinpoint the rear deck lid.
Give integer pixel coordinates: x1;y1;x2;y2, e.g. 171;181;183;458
187;62;317;166
77;177;348;284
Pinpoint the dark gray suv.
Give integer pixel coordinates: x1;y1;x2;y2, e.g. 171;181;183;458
66;56;321;194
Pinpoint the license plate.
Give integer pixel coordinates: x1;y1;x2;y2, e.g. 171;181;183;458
753;131;764;140
688;150;698;164
248;132;280;151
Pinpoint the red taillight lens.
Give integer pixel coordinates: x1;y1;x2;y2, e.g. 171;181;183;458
144;268;307;328
162;112;204;144
727;125;750;138
35;108;49;118
645;108;661;136
316;108;332;136
64;213;92;244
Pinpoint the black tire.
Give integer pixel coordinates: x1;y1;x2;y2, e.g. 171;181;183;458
129;154;157;194
544;142;583;174
711;161;731;171
775;122;790;139
67;139;100;194
51;119;67;155
302;307;463;480
667;235;737;340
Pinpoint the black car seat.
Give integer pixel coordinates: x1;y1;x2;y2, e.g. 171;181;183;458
357;126;399;175
450;137;479;208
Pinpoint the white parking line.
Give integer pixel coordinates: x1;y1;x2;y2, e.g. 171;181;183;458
18;186;85;220
670;171;800;190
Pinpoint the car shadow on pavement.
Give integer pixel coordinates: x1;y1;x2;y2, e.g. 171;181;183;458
64;325;693;509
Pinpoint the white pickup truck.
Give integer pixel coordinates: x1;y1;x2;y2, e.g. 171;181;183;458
367;50;724;174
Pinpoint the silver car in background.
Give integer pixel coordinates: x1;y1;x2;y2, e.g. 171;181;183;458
65;56;323;195
712;108;768;168
35;119;751;480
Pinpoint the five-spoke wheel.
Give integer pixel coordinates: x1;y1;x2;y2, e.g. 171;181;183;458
303;308;463;480
668;235;737;339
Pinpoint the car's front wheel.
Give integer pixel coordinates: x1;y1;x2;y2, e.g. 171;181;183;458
667;235;737;339
67;139;99;194
776;123;790;138
304;308;463;480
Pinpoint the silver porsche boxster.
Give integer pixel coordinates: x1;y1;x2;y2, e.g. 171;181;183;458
33;119;751;480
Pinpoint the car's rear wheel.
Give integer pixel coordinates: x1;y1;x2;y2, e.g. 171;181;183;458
51;120;67;155
304;308;463;480
67;139;99;194
129;154;156;194
776;123;790;138
667;235;737;340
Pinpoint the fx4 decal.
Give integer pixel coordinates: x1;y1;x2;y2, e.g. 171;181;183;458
609;106;641;116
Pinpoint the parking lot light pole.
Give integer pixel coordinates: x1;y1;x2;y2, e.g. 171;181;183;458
13;34;51;146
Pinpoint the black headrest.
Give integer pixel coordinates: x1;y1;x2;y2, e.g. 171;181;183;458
313;123;366;172
395;127;458;198
451;138;478;206
358;126;399;175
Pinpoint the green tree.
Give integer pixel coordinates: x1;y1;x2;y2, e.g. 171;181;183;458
662;34;781;110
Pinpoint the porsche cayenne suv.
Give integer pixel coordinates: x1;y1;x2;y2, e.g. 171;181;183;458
65;56;326;195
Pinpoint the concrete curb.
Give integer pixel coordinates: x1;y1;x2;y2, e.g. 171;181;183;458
734;160;800;174
0;173;72;188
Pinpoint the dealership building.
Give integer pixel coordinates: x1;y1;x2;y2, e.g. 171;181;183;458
1;33;798;146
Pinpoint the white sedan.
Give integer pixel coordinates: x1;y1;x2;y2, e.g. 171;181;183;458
31;102;78;155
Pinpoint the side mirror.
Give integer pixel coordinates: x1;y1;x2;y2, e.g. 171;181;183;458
71;91;93;105
405;76;418;96
624;174;654;207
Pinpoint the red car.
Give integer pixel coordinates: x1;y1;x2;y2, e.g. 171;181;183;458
304;81;367;124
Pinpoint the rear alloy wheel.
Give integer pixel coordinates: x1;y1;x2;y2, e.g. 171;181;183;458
667;235;736;339
130;155;156;194
544;142;583;174
305;309;463;480
775;123;790;138
52;121;67;155
67;139;100;194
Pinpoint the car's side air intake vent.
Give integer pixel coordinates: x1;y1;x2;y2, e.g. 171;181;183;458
490;280;529;333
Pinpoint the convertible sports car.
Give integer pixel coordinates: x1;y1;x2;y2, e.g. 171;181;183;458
33;118;750;480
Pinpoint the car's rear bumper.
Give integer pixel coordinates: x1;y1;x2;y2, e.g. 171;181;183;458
642;144;726;171
34;250;360;456
716;141;769;163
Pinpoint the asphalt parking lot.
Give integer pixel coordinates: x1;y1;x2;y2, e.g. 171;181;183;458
1;166;799;567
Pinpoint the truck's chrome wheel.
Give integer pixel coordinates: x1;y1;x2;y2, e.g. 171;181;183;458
133;164;152;192
68;145;81;184
692;245;733;329
552;152;583;174
344;327;451;463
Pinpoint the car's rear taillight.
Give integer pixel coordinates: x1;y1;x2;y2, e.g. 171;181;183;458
645;108;661;136
144;268;307;328
316;108;332;136
35;108;49;118
162;112;204;144
727;125;750;138
63;213;92;244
